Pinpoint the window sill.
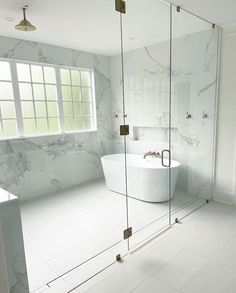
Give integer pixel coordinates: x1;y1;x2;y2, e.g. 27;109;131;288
0;129;98;143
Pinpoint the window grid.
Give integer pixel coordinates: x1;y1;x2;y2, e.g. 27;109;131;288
60;68;94;132
0;58;96;139
0;61;18;138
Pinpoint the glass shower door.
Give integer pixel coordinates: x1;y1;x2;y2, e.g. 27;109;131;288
170;5;219;222
119;0;172;249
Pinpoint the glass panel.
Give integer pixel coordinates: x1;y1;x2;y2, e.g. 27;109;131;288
121;0;171;248
0;61;11;80
17;63;31;82
22;102;35;118
73;102;82;116
2;120;17;137
84;117;92;129
31;65;43;83
80;71;91;86
33;84;45;100
47;102;58;117
64;117;74;131
36;118;48;134
82;88;92;101
45;85;57;100
170;6;219;221
62;86;72;100
23;118;36;135
74;117;84;130
60;69;71;84
44;67;56;84
35;102;47;117
63;102;73;116
0;101;16;118
48;118;59;133
71;70;80;85
19;83;33;100
72;86;81;101
83;103;92;116
0;82;14;99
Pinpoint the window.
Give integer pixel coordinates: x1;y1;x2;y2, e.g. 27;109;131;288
60;68;94;132
0;58;96;139
0;61;17;137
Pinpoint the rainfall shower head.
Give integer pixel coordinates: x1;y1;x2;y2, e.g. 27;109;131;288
15;6;36;32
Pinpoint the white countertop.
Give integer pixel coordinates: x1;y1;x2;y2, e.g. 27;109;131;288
0;188;17;204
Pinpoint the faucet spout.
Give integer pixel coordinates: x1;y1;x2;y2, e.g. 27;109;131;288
143;151;161;159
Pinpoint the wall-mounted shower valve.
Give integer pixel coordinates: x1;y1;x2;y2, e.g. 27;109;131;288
202;111;208;119
186;112;192;119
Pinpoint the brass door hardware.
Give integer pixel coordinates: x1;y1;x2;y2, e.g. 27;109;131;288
115;0;126;13
123;227;132;239
120;125;129;136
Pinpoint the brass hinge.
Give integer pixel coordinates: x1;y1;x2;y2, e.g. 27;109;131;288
120;125;129;136
123;227;132;239
176;6;181;12
115;0;126;14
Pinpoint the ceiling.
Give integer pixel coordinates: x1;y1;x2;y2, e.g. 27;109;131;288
0;0;235;56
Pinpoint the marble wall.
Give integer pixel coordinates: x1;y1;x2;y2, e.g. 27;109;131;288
110;29;218;198
0;36;113;201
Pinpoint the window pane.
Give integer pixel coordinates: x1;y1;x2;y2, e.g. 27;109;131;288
45;85;57;100
72;86;81;101
84;117;93;129
35;102;46;117
19;83;32;100
83;103;92;116
47;102;58;117
82;88;92;101
75;117;84;130
73;102;82;116
0;61;11;81
62;86;72;100
48;118;59;133
80;71;91;86
44;67;56;83
22;102;35;118
0;102;16;118
63;102;73;116
2;120;17;137
33;84;45;100
23;119;36;135
0;82;14;100
36;118;48;134
64;117;74;131
71;70;80;85
31;65;43;82
60;69;70;84
17;63;31;82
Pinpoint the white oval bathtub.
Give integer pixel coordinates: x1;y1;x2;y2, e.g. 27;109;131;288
101;154;180;203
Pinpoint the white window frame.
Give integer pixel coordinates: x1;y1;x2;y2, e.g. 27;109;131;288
0;57;97;140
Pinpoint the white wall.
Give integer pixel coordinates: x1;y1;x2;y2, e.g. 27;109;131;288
214;30;236;204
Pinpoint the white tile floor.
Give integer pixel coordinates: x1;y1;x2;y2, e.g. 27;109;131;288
20;179;214;293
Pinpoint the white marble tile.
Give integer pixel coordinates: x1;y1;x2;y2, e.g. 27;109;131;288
132;276;179;293
154;249;208;290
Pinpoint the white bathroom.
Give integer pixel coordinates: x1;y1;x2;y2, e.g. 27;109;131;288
0;0;236;292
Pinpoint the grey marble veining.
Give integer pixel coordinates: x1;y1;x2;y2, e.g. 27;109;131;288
0;36;113;200
110;28;218;198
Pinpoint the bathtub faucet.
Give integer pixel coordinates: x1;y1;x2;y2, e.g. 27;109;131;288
143;151;161;159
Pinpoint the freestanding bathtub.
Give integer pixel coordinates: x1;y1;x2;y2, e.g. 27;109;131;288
101;154;180;203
